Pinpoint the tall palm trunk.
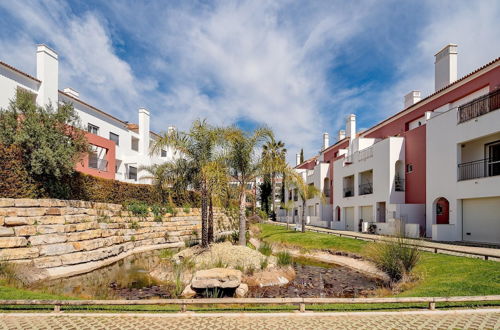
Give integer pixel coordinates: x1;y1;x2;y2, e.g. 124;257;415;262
271;172;276;218
208;194;214;244
238;187;247;246
201;184;208;247
301;200;306;233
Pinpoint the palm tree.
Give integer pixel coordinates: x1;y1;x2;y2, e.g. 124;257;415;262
293;174;323;233
139;158;193;204
151;120;225;247
227;127;272;246
262;137;286;218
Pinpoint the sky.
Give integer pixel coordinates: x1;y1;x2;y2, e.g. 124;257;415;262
0;0;499;163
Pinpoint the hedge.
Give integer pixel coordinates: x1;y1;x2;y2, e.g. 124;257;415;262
0;144;199;206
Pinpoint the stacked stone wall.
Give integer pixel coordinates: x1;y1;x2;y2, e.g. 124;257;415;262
0;199;234;277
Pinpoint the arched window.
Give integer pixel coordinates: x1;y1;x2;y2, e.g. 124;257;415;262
335;206;341;221
323;178;330;197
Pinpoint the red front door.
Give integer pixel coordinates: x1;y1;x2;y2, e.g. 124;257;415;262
436;198;449;224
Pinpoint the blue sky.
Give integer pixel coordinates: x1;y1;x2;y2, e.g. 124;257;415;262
0;0;499;163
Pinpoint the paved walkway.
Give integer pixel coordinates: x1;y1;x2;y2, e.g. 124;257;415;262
272;222;500;261
1;309;499;329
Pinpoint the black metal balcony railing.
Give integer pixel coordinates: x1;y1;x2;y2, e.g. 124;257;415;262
395;178;405;191
458;89;500;124
358;182;373;195
458;158;500;181
343;187;354;198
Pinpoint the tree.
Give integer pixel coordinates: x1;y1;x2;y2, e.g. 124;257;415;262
227;127;272;246
300;148;304;164
0;89;89;198
139;158;193;204
258;174;272;215
262;137;287;218
151;120;227;247
293;175;323;233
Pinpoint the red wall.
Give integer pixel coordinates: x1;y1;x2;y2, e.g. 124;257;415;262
75;132;116;180
403;125;426;204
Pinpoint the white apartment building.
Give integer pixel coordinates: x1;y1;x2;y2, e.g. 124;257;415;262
0;44;176;184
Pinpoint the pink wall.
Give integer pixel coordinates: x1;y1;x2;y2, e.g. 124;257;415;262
323;140;349;205
75;131;116;180
404;125;426;204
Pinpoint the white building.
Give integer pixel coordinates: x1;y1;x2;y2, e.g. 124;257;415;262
0;44;176;184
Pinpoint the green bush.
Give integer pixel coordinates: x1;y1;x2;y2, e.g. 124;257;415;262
366;237;421;282
129;221;140;230
183;203;191;214
151;204;167;222
0;144;37;198
127;202;149;218
276;251;292;267
258;242;273;256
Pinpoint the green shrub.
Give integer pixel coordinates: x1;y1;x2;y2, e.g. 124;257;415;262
260;257;269;270
127;202;149;218
130;221;140;230
276;251;292;267
183;203;191;214
0;145;38;198
258;242;273;256
366;237;421;282
151;204;167;222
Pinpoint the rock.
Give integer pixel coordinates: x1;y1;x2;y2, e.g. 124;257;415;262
244;266;296;287
4;217;36;226
29;234;67;246
14;225;37;236
0;237;28;248
0;247;39;260
36;225;65;234
181;285;197;298
191;268;242;289
0;227;15;237
235;283;248;298
38;243;75;256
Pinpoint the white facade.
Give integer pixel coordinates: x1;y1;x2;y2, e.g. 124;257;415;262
0;44;175;184
426;86;500;244
332;134;424;237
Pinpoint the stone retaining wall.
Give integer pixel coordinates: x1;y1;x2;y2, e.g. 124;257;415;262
0;199;235;279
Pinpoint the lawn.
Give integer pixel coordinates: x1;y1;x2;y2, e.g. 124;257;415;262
258;223;500;297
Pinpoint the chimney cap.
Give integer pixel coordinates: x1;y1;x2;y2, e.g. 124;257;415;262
138;108;150;115
63;87;79;99
434;44;458;57
36;44;58;59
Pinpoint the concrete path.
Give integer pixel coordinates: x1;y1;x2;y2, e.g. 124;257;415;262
1;309;499;329
271;222;500;261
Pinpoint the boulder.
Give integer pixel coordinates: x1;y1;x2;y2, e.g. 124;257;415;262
191;268;242;289
181;285;197;298
235;283;248;298
244;266;296;287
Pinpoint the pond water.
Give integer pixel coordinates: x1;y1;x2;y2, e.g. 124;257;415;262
30;250;382;299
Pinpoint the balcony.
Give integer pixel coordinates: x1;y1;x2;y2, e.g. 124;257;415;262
358;182;373;195
395;177;405;191
458;89;500;124
343;187;354;197
458;158;500;181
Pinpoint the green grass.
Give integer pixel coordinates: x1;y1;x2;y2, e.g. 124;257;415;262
258;223;500;297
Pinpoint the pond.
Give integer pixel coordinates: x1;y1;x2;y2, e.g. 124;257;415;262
29;250;382;299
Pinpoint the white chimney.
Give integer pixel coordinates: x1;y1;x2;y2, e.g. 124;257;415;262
63;87;79;99
296;153;301;166
346;114;356;142
36;44;58;107
435;44;458;91
404;91;421;108
138;108;150;155
338;129;346;141
322;133;329;150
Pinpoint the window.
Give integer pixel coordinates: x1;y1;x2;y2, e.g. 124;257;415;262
88;152;98;169
109;132;119;145
87;123;99;135
131;137;139;151
161;149;167;157
406;164;413;173
128;166;137;181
